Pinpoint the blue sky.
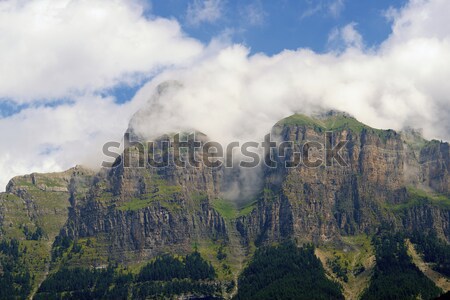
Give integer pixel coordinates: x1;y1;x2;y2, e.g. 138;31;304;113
151;0;407;55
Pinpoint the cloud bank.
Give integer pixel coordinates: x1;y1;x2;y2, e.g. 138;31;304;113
131;0;450;146
0;0;449;192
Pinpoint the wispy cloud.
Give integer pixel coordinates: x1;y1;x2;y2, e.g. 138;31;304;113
242;1;266;26
328;0;345;18
301;0;345;19
328;22;363;50
186;0;224;26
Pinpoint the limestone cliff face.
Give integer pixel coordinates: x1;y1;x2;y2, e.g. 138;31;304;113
58;143;228;262
237;113;449;245
418;141;449;195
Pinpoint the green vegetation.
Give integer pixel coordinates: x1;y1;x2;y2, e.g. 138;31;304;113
277;114;326;131
190;191;208;203
317;235;375;300
387;187;450;211
137;252;215;281
328;256;350;282
410;230;450;277
277;113;391;141
335;235;373;276
238;200;257;216
0;186;71;295
117;196;159;211
51;236;110;268
0;239;33;299
211;198;257;220
361;231;442;300
117;175;183;211
35;252;219;299
212;198;237;220
235;242;343;299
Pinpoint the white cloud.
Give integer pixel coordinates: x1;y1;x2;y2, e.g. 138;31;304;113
186;0;223;26
242;1;266;26
328;0;345;18
385;0;450;43
328;22;364;50
301;0;345;19
0;95;137;190
0;0;203;102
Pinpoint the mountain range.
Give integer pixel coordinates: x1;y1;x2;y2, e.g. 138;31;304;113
0;101;449;299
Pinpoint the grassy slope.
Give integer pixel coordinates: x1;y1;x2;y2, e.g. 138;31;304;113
386;187;450;211
0;175;72;295
316;235;375;300
278;113;390;138
116;175;183;212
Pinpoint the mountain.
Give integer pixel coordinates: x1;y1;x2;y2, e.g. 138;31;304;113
0;108;449;299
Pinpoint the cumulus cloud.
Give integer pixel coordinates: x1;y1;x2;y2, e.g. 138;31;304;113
0;0;203;102
186;0;223;26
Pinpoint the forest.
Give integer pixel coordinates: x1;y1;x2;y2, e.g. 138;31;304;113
0;239;32;299
361;231;442;300
35;251;219;299
234;242;344;300
410;230;450;276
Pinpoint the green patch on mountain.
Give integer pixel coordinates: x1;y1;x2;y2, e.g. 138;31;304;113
238;200;257;216
117;196;158;211
194;239;238;282
117;175;183;211
321;235;373;282
317;235;375;300
53;236;111;268
387;187;450;212
211;198;257;220
277;114;326;131
277;113;392;141
212;198;237;220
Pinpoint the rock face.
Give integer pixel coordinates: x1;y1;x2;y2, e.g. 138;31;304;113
0;111;449;292
40;113;450;252
57;146;228;262
236;113;449;246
